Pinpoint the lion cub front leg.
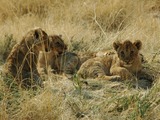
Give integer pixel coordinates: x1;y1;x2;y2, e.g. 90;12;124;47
97;73;121;81
100;75;121;81
110;67;133;80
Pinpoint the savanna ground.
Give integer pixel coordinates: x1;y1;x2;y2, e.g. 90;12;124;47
0;0;160;120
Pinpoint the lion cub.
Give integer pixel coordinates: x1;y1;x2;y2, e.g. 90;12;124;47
77;40;142;81
3;28;52;88
37;35;67;74
51;52;81;74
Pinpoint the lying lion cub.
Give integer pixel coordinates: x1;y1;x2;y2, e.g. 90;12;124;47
51;52;81;74
77;40;142;81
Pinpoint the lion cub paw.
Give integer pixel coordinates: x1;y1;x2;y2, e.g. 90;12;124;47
110;75;121;81
103;75;121;81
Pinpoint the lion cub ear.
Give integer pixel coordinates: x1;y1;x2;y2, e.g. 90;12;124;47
113;41;122;51
134;40;142;50
34;29;40;40
33;29;42;43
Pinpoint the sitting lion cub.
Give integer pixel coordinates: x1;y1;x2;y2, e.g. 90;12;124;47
3;28;52;89
37;35;67;74
77;40;142;81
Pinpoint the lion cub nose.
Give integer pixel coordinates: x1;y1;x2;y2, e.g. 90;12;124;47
125;60;130;64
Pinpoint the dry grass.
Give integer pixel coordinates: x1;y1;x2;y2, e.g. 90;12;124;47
0;0;160;120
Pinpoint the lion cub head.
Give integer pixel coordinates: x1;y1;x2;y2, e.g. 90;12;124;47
25;28;50;52
49;35;67;55
113;40;142;65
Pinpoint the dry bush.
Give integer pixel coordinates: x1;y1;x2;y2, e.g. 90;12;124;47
12;90;63;120
0;0;52;22
0;34;16;62
81;0;131;32
0;80;64;120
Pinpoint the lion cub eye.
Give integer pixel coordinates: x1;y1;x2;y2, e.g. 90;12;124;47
55;42;61;46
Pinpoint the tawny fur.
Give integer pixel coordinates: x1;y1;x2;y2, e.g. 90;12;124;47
96;49;145;63
77;51;96;65
96;49;115;57
38;35;91;76
77;40;142;81
51;52;81;74
37;35;67;74
3;28;51;88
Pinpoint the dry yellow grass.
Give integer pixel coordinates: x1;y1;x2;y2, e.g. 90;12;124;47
0;0;160;120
